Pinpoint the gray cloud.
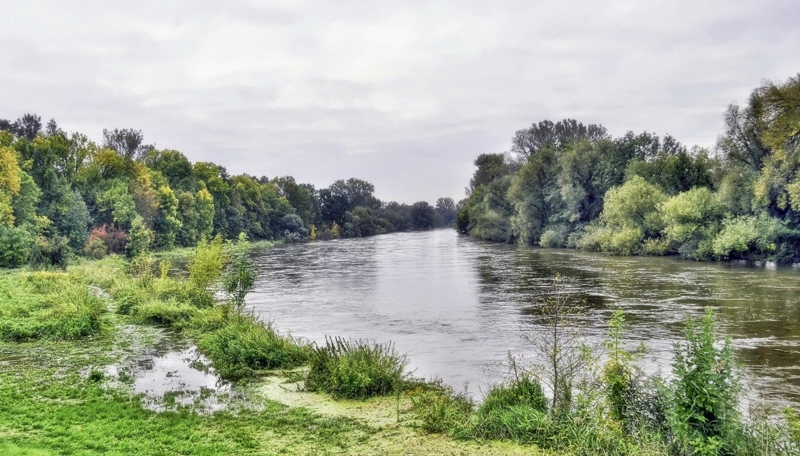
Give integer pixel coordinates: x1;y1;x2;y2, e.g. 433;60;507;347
1;0;798;202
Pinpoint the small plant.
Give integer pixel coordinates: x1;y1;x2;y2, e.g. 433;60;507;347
197;315;308;380
472;376;551;444
188;235;224;292
84;236;108;259
305;337;408;399
158;260;171;279
410;382;474;435
669;307;741;455
602;309;644;425
29;235;69;269
222;232;256;312
132;298;197;326
524;275;587;413
88;369;105;383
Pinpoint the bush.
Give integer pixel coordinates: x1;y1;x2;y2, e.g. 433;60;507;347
305;337;408;399
540;226;567;248
479;376;548;415
84;237;107;259
410;382;474;434
87;224;127;255
197;315;308;380
472;377;551;443
29;235;70;269
188;235;224;292
0;225;32;267
669;308;741;455
712;215;785;260
125;215;153;258
222;233;256;311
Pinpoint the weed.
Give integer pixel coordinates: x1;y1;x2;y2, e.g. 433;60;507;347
669;307;741;455
306;336;409;399
197;314;309;380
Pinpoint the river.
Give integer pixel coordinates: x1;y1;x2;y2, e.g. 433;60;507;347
249;229;800;409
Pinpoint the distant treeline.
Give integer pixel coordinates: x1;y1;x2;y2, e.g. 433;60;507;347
0;118;456;267
457;74;800;263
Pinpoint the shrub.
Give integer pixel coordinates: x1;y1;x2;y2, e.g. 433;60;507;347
0;225;32;267
125;215;153;258
712;215;785;260
29;235;70;269
84;237;107;259
87;224;127;255
305;337;408;399
410;382;474;434
151;277;213;308
197;315;308;380
188;235;224;292
479;376;548;415
540;226;567;248
472;377;551;443
222;233;256;311
669;307;741;455
641;237;670;256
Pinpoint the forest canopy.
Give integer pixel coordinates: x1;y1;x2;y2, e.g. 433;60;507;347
0;120;456;268
457;74;800;263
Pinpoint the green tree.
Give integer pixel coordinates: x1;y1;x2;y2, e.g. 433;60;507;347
96;179;138;229
126;215;153;258
508;149;558;245
468;153;509;194
660;187;724;259
223;232;257;312
0;145;22;226
143;149;198;192
592;176;667;255
196;188;215;240
410;201;436;230
153;185;182;249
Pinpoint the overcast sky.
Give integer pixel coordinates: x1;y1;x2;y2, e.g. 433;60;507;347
1;1;798;203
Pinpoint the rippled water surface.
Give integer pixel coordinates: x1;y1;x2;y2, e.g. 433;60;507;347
249;230;800;407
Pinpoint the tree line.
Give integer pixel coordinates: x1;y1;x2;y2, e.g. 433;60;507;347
457;74;800;263
0;118;457;267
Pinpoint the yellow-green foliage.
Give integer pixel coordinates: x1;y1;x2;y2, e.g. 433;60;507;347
196;314;309;380
0;270;105;341
589;176;668;255
132;298;197;325
188;235;224;292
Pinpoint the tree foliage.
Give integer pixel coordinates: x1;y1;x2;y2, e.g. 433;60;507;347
458;75;800;263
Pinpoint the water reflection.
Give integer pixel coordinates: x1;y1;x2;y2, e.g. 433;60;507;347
248;230;800;407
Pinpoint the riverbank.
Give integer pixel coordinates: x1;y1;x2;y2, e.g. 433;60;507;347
0;254;547;455
1;244;799;455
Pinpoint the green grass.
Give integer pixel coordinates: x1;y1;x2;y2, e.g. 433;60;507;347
305;337;409;400
0;270;106;341
0;337;375;455
194;311;310;380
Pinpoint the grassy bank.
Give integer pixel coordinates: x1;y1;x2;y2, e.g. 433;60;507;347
0;250;547;455
2;243;799;455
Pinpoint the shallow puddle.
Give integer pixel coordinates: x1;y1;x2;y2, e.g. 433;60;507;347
105;328;234;412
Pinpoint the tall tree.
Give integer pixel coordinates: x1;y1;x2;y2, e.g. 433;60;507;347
102;128;153;160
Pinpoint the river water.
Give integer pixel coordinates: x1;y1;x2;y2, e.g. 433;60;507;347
249;229;800;408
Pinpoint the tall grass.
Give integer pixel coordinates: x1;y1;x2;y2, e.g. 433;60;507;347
305;337;409;399
196;313;309;380
0;271;105;341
